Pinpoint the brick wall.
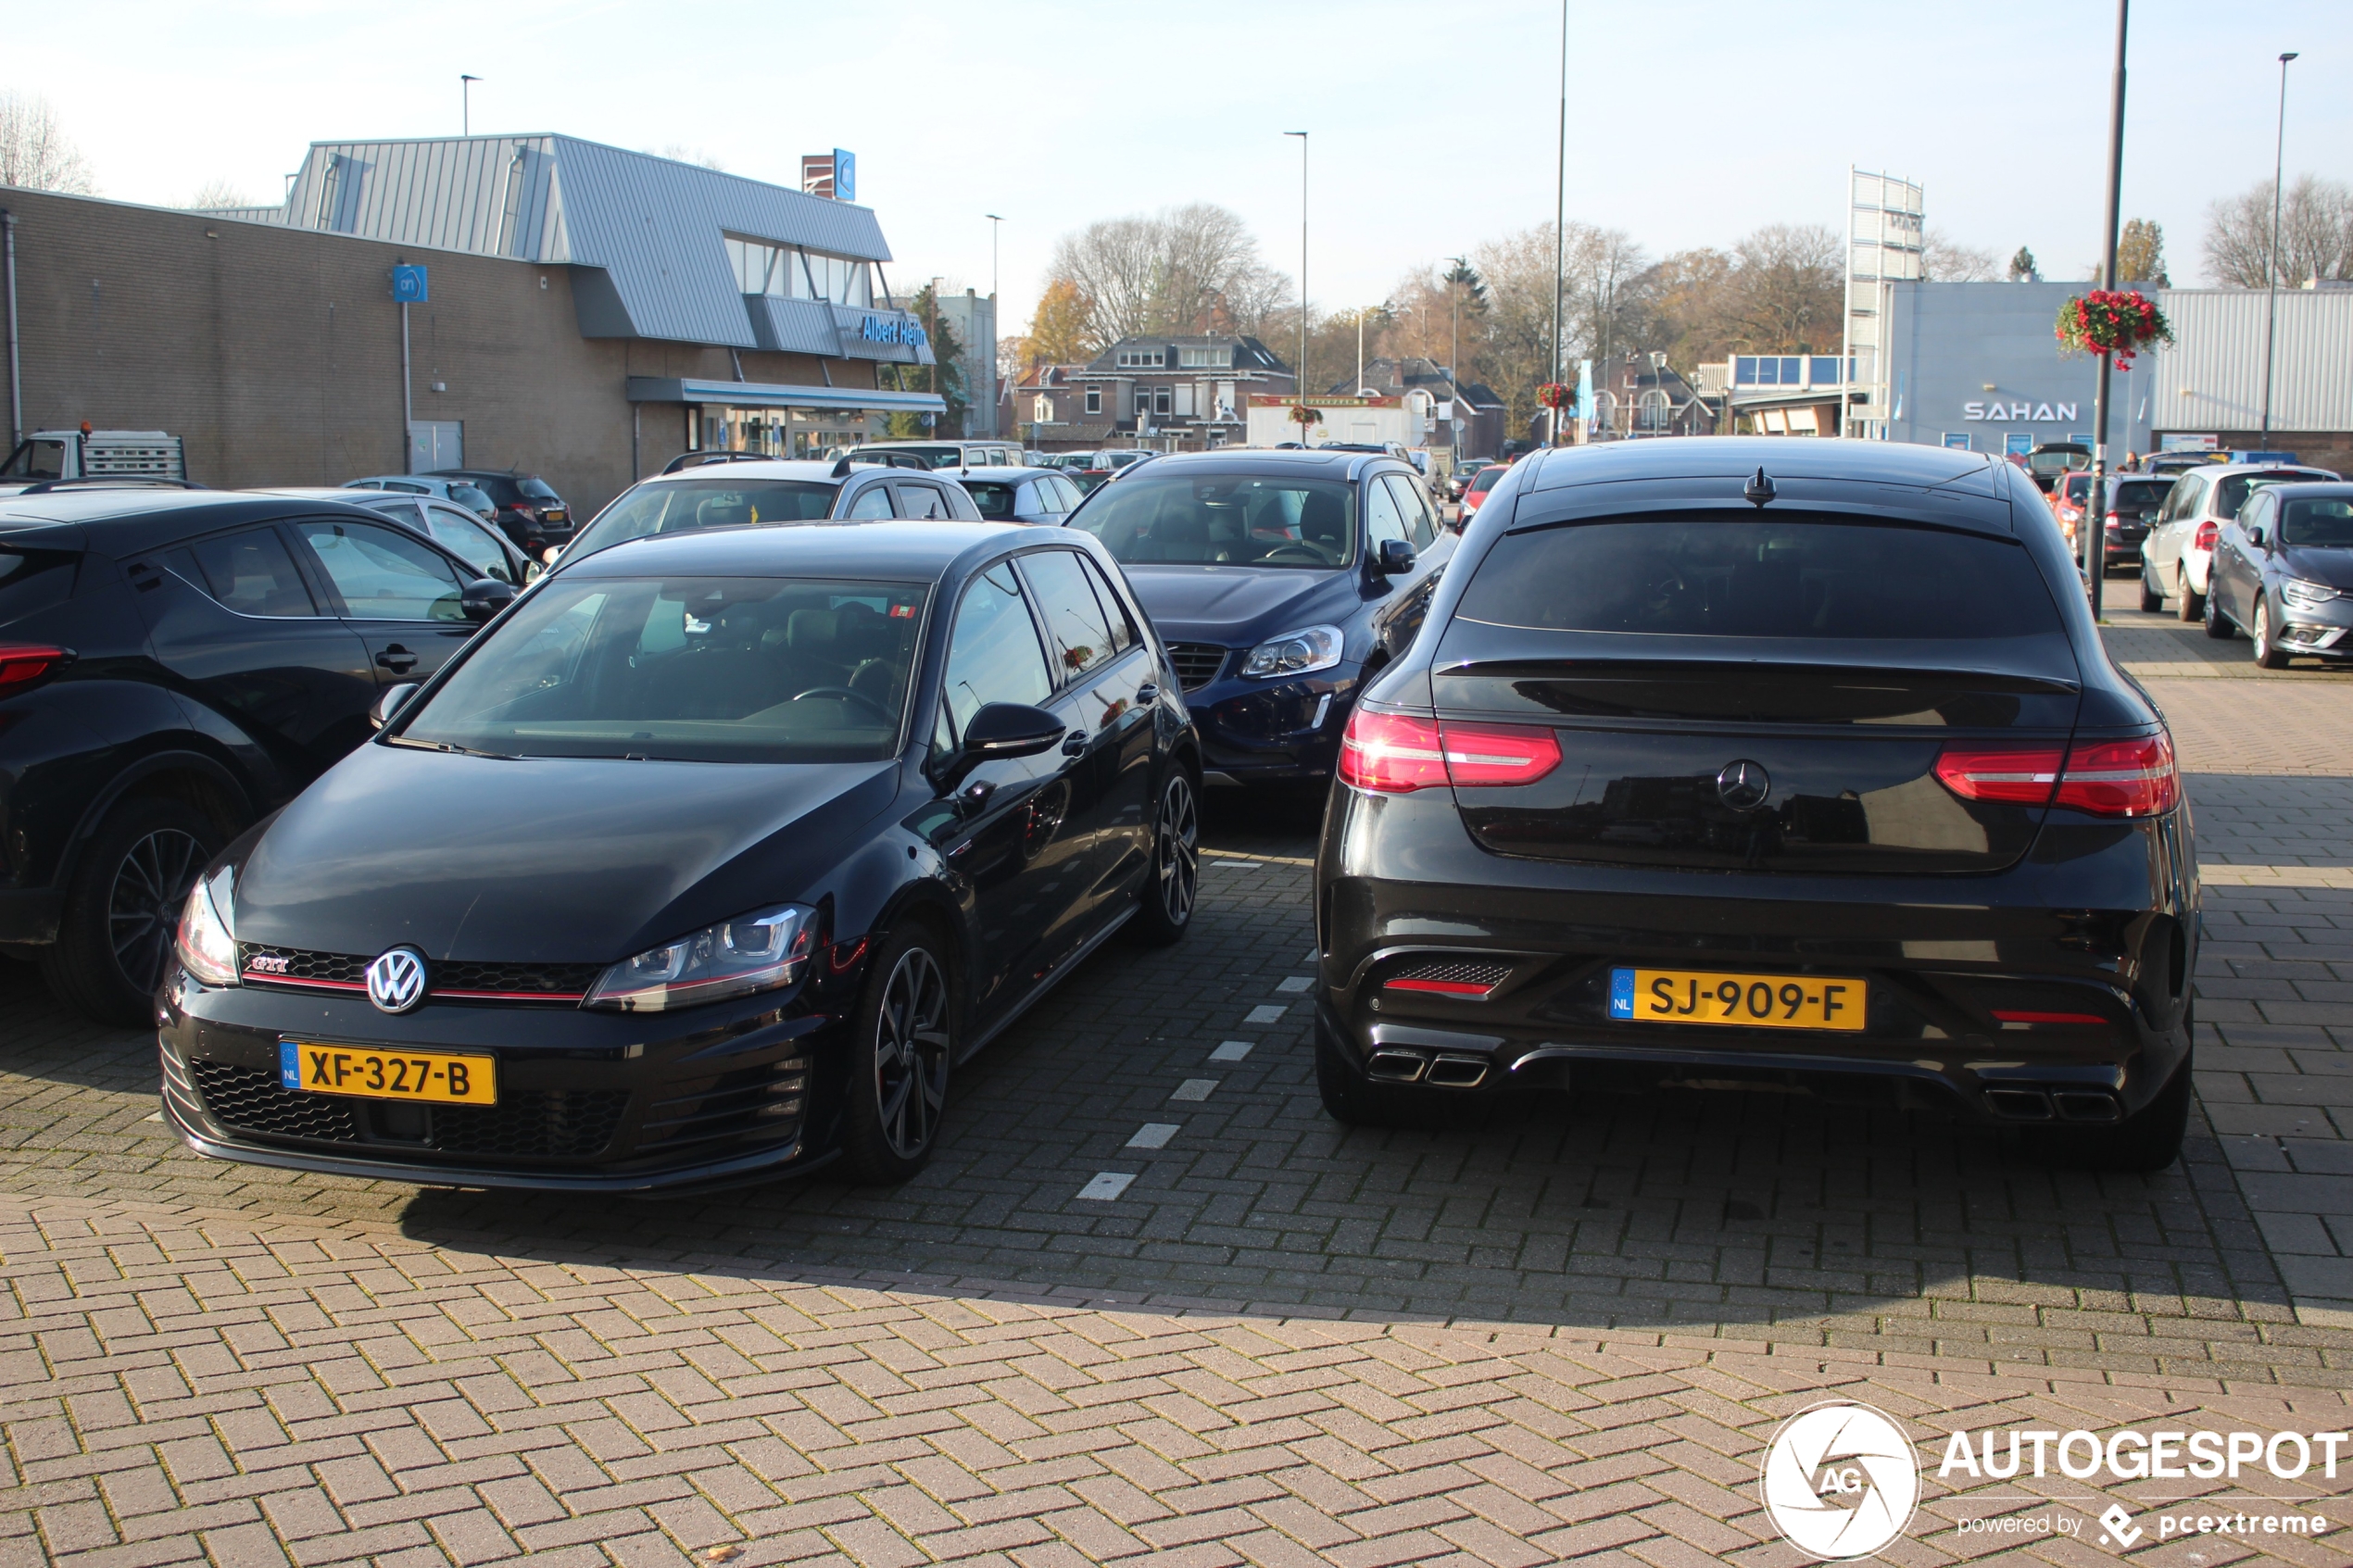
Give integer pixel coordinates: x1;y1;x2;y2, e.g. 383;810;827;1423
0;187;873;518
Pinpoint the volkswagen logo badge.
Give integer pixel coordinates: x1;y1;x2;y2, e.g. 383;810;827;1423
1717;759;1770;811
365;947;429;1014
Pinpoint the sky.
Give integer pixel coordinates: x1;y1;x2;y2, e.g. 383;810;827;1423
12;0;2352;340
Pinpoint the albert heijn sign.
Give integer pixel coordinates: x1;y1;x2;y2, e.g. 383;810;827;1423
1964;398;2081;422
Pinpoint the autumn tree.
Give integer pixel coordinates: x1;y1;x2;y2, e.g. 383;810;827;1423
2114;219;2170;285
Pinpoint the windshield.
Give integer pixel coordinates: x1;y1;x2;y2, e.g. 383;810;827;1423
2280;497;2353;548
400;575;928;763
519;478;561;501
566;479;837;561
451;485;494;511
1071;473;1357;568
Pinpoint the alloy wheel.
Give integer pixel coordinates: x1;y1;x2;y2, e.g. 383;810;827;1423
1155;772;1200;926
108;828;204;994
872;946;950;1160
2254;600;2270;661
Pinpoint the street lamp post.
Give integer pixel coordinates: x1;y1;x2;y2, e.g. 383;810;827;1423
984;213;1002;304
2084;0;2129;624
460;74;480;136
1284;132;1309;437
1550;0;1567;445
2262;51;2298;445
1446;255;1467;467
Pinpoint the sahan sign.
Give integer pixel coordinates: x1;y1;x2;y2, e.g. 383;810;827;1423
1963;397;2079;422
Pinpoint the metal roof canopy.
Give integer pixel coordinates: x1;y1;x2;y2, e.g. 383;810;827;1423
626;377;946;414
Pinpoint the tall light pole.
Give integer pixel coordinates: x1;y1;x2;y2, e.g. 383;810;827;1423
1550;0;1567;445
2262;51;2298;445
460;74;481;136
1285;132;1309;433
984;213;1003;304
2084;0;2128;623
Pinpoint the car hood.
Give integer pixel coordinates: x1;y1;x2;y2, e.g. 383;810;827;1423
1119;564;1356;646
2279;546;2353;591
230;744;900;963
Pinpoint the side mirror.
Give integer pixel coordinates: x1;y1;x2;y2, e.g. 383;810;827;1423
460;577;517;624
370;683;419;731
2246;524;2267;548
1375;537;1416;575
932;702;1065;792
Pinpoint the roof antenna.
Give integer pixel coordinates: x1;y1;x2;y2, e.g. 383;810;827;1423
1743;467;1776;507
830;456;851;479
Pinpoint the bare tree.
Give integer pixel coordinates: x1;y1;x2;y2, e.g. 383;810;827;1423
1713;224;1843;353
0;91;95;194
1047;203;1290;348
1922;230;1998;282
2204;175;2353;287
186;178;252;211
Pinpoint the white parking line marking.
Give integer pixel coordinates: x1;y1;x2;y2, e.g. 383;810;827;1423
1170;1079;1218;1102
1210;1040;1252;1062
1277;975;1313;993
1077;1172;1136;1200
1245;1003;1288;1023
1303;947;1318;961
1126;1123;1179;1148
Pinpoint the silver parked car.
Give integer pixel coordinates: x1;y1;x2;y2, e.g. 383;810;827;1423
2138;461;2339;621
950;465;1088;524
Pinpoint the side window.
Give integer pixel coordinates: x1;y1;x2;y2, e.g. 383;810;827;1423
173;527;318;617
1020;548;1118;684
423;505;513;583
1384;474;1438;547
1076;555;1138;654
844;483;896;520
361;497;427;529
2175;474;2208;521
1365;476;1410;549
941;562;1053;736
906;483;955;520
292;519;468;621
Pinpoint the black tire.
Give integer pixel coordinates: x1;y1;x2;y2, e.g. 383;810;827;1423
2046;1045;2193;1173
1128;765;1199;947
2177;566;2204;622
41;796;220;1026
2138;561;2163;613
2252;596;2292;670
2203;583;2234;639
838;922;955;1185
1315;1013;1441;1130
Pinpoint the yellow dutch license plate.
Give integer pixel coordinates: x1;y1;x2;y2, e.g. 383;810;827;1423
1610;967;1867;1032
278;1040;497;1104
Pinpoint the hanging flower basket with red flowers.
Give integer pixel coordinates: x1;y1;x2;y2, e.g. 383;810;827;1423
1290;404;1323;427
2055;289;2173;370
1536;382;1574;409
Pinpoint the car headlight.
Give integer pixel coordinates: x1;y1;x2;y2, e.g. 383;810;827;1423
1240;624;1344;679
584;903;817;1013
2280;578;2343;612
173;867;238;987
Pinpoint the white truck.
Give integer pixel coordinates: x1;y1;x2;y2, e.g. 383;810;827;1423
0;427;188;495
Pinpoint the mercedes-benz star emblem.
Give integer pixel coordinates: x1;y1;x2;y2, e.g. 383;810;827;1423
1717;759;1770;811
365;947;429;1014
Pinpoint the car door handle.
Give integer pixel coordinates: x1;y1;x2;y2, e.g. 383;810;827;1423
375;646;418;673
1062;730;1088;756
1136;683;1159;704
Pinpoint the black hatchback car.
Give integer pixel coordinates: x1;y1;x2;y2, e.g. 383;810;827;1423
1066;448;1452;790
427;469;574;553
1314;439;2197;1171
158;522;1202;1191
0;485;517;1023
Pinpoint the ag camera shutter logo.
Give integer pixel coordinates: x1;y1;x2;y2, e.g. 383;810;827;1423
1759;1400;1920;1560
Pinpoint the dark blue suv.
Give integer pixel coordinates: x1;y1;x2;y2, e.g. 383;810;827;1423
1064;448;1452;789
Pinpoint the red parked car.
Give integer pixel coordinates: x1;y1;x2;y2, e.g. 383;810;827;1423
1457;462;1507;522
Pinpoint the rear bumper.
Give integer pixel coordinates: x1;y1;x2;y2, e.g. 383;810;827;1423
0;887;61;945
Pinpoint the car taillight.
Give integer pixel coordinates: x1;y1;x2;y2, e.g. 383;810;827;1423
0;644;71;699
2193;520;2218;553
1339;710;1560;794
1933;734;2177;818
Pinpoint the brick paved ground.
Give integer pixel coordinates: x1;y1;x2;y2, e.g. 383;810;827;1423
1;614;2348;1565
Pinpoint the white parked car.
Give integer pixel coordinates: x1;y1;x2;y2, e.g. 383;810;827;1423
2140;461;2339;621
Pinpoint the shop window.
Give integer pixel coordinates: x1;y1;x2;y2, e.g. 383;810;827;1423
724;234;874;306
1809;357;1841;385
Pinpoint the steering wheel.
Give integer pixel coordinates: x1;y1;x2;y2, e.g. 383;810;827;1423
791;686;896;723
1262;543;1335;566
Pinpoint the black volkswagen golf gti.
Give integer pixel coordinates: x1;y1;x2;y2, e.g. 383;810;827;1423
159;522;1202;1190
1315;439;2197;1170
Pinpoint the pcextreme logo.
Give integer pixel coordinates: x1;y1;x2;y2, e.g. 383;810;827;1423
1758;1400;1920;1561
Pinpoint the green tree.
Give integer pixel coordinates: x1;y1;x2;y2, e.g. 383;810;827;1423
2007;246;2039;282
887;282;968;438
2113;219;2169;285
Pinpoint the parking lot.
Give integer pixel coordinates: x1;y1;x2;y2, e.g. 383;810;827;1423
2;607;2348;1566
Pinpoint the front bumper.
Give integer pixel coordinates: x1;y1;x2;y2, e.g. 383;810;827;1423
2271;593;2353;658
1187;664;1357;786
157;962;857;1191
1315;786;2198;1127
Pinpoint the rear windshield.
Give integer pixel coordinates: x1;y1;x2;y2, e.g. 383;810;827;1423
400;575;927;763
518;478;561;501
2111;480;2170;509
2219;470;2334;516
566;479;837;561
1455;518;2065;640
1468;468;1503;492
1071;474;1357;568
962;482;1019;520
2281;497;2353;548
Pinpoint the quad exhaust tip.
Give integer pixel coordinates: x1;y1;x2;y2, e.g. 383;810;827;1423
1984;1087;2121;1123
1365;1048;1491;1088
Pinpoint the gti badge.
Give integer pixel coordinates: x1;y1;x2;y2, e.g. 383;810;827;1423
1717;759;1770;811
365;947;429;1014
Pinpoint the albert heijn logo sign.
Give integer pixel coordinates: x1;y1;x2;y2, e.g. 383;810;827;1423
860;315;927;348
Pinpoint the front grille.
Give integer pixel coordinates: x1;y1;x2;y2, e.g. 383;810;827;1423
1165;643;1227;690
237;945;597;1004
636;1056;809;1155
187;1061;626;1160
